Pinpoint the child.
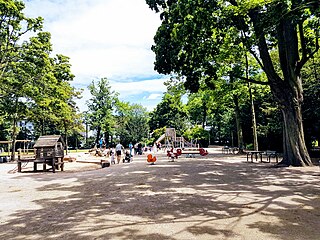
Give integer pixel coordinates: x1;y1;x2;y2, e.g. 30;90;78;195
123;150;131;163
110;148;115;164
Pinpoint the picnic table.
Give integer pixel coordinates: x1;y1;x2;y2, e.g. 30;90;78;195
222;146;239;154
246;150;279;163
246;151;264;162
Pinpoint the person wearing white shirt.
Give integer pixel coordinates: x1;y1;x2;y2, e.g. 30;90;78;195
115;143;124;164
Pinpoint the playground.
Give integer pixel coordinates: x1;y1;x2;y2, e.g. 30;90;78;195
0;147;319;240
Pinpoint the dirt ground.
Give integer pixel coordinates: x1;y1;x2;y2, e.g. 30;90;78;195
0;147;319;240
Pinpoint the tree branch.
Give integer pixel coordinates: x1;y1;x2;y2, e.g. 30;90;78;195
297;20;320;72
235;75;269;85
299;21;307;63
249;9;282;83
241;30;266;72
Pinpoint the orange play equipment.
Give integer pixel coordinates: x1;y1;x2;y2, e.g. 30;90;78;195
147;154;157;164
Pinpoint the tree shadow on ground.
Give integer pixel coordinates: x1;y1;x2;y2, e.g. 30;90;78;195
1;154;319;239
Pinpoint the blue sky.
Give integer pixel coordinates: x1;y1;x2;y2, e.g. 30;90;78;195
23;0;168;111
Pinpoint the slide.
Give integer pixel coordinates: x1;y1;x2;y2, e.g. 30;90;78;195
155;134;165;143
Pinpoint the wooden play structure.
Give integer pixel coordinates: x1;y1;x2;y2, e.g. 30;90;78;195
17;135;65;173
156;128;199;149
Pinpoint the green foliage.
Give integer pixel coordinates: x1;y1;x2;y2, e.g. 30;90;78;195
115;103;149;145
147;0;320;166
183;125;209;147
149;92;187;134
184;125;208;141
302;52;320;147
85;77;118;144
0;0;81;146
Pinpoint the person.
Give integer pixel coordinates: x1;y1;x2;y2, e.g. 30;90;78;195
128;142;133;157
137;143;142;155
115;142;124;164
102;147;110;157
110;148;115;164
99;138;103;149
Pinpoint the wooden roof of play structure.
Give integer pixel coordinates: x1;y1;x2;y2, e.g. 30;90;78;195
33;135;65;148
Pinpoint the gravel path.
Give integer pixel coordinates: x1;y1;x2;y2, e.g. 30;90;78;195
0;148;319;240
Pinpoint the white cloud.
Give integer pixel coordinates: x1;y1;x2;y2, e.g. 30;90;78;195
146;93;162;100
75;77;168;112
111;78;167;97
23;0;165;111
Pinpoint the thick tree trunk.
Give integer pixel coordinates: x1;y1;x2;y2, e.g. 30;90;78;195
249;9;312;166
279;90;312;166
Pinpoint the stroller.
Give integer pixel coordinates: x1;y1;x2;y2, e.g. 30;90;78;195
123;150;132;163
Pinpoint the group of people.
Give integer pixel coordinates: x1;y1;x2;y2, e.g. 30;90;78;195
94;142;134;164
94;140;162;165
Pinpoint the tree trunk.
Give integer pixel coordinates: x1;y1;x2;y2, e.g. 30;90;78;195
104;132;110;145
11;98;19;161
278;88;312;166
245;52;258;151
95;126;101;146
202;101;207;128
65;134;68;155
249;9;312;166
85;122;88;145
11;117;18;162
233;95;244;152
249;84;258;151
65;124;68;155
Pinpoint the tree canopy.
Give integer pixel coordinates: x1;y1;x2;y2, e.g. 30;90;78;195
146;0;320;166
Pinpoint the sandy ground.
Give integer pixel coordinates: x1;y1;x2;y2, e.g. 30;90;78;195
0;147;319;240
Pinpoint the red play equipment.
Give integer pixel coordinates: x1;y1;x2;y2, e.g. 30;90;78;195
167;147;208;161
147;154;157;165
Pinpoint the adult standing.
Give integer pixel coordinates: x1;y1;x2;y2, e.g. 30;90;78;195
128;142;133;157
115;142;124;164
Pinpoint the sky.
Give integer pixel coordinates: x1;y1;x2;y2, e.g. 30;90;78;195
23;0;168;112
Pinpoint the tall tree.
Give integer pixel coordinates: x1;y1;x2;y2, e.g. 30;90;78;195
149;92;187;134
115;102;149;145
0;0;43;159
2;31;53;160
0;0;43;80
86;77;118;146
146;0;320;166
